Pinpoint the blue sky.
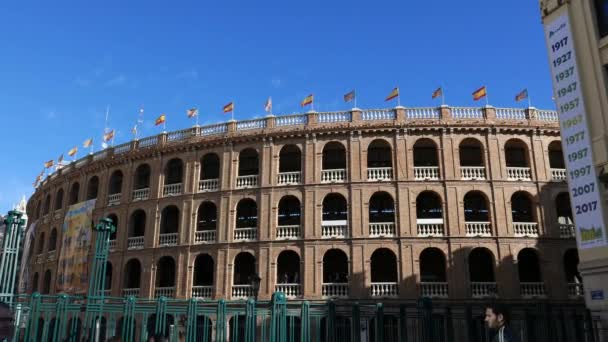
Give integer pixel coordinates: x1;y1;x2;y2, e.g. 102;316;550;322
0;0;554;212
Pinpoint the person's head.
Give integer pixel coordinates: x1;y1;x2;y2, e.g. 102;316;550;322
484;302;510;329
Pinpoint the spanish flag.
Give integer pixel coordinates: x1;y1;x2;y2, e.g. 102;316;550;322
515;89;528;102
432;87;443;99
301;94;313;108
44;160;54;168
385;87;399;101
344;90;356;103
68;147;78;156
472;86;487;101
155;114;166;126
223;102;234;113
187;108;198;118
103;130;115;142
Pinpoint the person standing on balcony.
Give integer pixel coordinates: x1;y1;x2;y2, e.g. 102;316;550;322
484;303;520;342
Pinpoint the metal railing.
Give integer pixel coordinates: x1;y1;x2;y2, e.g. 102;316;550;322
507;167;531;180
321;169;346;183
277;171;301;185
461;166;486;180
465;222;492;237
367;167;393;181
236;175;258;188
369;222;395;237
163;183;182;196
198;178;219;192
414;166;439;180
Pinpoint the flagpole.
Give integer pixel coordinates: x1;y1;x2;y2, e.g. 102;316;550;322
528;93;532;108
354;89;358;109
441;84;446;106
397;92;401;107
485;87;489;106
196;110;199;127
232;100;235;121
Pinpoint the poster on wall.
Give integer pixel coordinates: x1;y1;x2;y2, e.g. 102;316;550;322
17;221;36;293
544;12;608;249
56;199;96;294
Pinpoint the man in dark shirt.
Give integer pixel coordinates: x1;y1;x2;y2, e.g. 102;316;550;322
484;303;521;342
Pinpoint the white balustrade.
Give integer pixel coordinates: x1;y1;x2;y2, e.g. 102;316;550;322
471;282;497;298
236;119;267;131
236;175;258;188
278;172;301;185
138;136;158;149
93;151;107;161
127;236;144;249
192;285;213;299
465;222;492;237
122;288;140;297
496;108;526;120
321;169;346;183
317;111;351;123
232;285;255;299
36;254;43;264
163;183;182;196
559;224;575;238
107;193;121;206
369;222;395;237
75;158;89;168
461;166;486;180
322;283;349;298
417;223;444;237
414;166;439;180
47;250;56;261
520;282;546;298
200;123;228;136
114;142;131;154
568;283;584;298
551;168;567;181
537;110;558;121
199;179;219;192
277;225;300;240
234;228;257;241
132;188;150;201
167;128;194;142
407;107;440;119
322;223;347;238
362;109;395;121
158;233;178;246
507;167;531;180
154;286;175;298
367;167;393;181
420;282;448;298
513;222;539;237
53;210;62;220
275;284;302;298
275;114;307;126
451;107;483;119
370;282;398;297
195;230;216;243
108;239;117;250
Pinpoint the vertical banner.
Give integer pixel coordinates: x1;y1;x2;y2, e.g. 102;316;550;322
544;13;607;249
57;199;96;294
17;221;37;293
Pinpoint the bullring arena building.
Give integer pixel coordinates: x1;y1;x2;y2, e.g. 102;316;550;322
24;105;583;310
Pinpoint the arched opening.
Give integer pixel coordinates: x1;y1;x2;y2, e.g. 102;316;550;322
413;138;438;167
235;199;257;240
233;252;256;285
323;249;348;283
367;139;392;180
238;148;259;176
229;315;247;342
164;158;183;185
43;194;51;215
107;214;118;241
37;233;45;254
123;259;141;292
54;189;64;210
511;191;535;222
420;248;447;282
86;176;99;200
104;261;112;291
196;202;217;231
370;248;398;283
48;228;58;252
160;205;179;235
322;142;346;170
518;248;545;297
42;270;51;294
548;141;565;169
322;193;348;237
133;164;151;190
464;191;490;222
32;272;39;293
469;248;496;297
193;254;214;288
556;193;574;236
279;144;302;173
200;153;220;180
369;192;395;223
195;316;213;342
416;191;443;236
278;196;301;226
68;182;80;205
146;314;174;339
277;250;301;285
459;138;484;166
564;249;583;297
128;210;146;238
505;139;529;167
155;256;176;291
108;170;123;195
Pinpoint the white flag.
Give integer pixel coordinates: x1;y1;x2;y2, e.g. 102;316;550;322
264;97;272;113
